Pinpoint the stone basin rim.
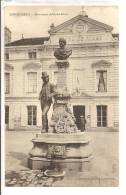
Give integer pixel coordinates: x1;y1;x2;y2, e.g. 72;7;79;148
44;170;66;178
31;139;90;144
29;155;93;162
36;132;86;136
32;133;91;143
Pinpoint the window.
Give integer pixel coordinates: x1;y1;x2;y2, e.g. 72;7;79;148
5;106;9;125
5;53;9;60
5;73;10;94
96;70;107;92
53;71;58;85
28;52;36;59
97;105;107;127
27;106;37;125
27;72;37;93
73;70;85;90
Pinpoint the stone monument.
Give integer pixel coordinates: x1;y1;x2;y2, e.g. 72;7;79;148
28;38;93;175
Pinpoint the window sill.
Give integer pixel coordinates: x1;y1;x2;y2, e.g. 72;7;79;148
97;126;107;128
28;58;37;60
27;125;37;127
96;91;107;93
27;92;37;94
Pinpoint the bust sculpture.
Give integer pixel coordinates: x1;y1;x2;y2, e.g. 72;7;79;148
54;38;72;60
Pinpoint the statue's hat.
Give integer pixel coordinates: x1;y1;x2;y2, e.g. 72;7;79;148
41;72;49;78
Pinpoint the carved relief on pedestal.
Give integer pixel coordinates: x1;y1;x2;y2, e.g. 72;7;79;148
54;110;78;133
49;103;78;134
47;144;66;159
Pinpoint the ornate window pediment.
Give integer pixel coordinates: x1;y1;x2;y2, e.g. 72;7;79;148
92;60;112;68
23;62;41;70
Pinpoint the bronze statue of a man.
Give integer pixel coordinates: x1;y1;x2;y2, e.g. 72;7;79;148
54;38;72;60
39;72;56;133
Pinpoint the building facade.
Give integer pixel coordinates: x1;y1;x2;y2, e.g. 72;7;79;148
5;13;119;131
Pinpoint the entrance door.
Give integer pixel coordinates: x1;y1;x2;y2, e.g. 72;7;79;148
73;105;85;130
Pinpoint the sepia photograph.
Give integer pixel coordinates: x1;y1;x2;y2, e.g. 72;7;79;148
3;5;119;187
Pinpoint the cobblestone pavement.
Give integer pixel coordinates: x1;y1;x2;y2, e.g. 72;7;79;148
5;170;55;187
5;130;119;186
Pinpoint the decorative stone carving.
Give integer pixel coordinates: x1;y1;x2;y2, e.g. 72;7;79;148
49;103;78;134
54;111;78;133
47;144;66;159
74;21;88;33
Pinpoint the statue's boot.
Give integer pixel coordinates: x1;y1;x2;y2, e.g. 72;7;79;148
45;116;48;132
41;115;47;133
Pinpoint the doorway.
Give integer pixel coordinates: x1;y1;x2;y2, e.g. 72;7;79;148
73;105;85;130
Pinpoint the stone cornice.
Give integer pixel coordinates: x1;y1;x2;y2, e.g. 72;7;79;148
45;41;118;48
71;95;118;99
4;54;118;64
5;97;39;102
5;45;44;51
5;95;119;101
5;41;118;51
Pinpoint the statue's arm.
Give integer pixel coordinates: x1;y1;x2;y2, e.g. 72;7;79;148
39;90;42;100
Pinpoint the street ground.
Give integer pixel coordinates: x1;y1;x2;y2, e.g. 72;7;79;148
5;130;119;187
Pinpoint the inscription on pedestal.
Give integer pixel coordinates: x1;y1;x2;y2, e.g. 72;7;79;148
57;67;67;88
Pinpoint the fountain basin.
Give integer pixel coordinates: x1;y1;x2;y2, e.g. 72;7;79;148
28;132;93;172
44;169;66;178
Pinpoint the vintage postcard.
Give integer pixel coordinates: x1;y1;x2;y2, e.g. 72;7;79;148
2;4;119;188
